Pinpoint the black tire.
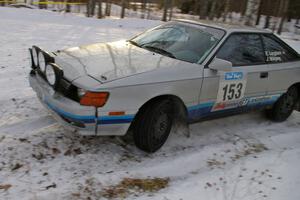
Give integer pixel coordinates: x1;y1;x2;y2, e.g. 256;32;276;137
133;99;174;153
266;86;299;122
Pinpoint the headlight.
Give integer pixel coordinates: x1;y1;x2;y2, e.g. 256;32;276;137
45;63;63;89
45;64;57;86
38;52;46;72
32;47;38;66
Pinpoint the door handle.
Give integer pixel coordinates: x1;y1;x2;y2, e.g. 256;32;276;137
260;72;268;79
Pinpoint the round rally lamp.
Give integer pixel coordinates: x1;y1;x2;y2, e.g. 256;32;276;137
28;49;34;68
45;64;56;86
45;63;63;89
32;47;38;67
38;51;46;72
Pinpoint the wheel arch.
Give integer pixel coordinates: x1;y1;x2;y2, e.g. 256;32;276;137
289;82;300;111
130;94;189;128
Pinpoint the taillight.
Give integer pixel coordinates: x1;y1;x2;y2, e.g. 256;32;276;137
79;92;109;107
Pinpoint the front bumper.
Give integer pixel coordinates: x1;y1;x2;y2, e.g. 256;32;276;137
29;72;131;136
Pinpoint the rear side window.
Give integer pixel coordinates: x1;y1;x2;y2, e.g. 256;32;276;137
216;34;265;66
262;34;299;63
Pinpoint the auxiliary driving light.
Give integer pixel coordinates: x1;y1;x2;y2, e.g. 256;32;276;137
38;51;46;72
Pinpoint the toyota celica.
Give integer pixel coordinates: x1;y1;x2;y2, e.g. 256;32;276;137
29;20;300;152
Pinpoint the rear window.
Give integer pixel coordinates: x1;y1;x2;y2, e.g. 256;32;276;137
262;34;299;63
216;33;265;66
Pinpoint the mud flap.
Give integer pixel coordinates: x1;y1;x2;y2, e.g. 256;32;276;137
295;100;300;112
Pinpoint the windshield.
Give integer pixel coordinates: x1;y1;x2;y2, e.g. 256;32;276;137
130;22;225;63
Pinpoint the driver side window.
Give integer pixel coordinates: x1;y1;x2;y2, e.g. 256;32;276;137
216;33;265;66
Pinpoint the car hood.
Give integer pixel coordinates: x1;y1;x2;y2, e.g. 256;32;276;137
54;40;181;83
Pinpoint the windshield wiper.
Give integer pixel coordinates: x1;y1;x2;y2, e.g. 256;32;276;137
142;45;176;59
128;40;141;47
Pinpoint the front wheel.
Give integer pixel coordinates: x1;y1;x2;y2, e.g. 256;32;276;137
266;86;299;122
132;99;174;153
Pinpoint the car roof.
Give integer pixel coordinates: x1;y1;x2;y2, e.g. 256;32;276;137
174;19;271;34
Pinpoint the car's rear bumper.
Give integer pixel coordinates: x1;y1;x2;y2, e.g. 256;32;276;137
29;72;131;136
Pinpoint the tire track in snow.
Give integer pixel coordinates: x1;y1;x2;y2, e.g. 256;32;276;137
0;116;56;135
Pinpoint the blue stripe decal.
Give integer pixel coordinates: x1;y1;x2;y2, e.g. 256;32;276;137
187;94;282;121
98;115;135;124
187;102;215;111
44;99;135;124
45;100;95;123
44;93;282;125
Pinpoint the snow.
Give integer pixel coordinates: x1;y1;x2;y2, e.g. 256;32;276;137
1;7;300;200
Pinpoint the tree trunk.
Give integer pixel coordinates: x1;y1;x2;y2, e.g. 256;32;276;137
168;0;173;21
209;0;217;20
91;0;96;16
199;0;208;20
264;15;271;28
162;0;169;21
147;0;151;19
87;0;91;17
141;0;146;19
65;0;71;13
38;0;47;9
244;0;261;26
105;0;111;16
255;0;263;25
97;0;103;19
277;0;290;35
223;0;231;22
121;0;126;18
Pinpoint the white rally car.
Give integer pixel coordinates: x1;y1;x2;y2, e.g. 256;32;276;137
29;20;300;152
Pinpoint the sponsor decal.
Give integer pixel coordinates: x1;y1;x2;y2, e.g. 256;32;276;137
265;51;284;62
212;71;247;112
225;72;244;81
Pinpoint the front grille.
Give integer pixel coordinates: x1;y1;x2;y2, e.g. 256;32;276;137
57;78;80;102
31;69;80;103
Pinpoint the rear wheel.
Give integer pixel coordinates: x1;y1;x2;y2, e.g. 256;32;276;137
266;86;299;122
132;99;174;153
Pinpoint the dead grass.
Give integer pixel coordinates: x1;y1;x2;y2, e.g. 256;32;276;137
0;184;12;191
207;159;226;167
207;143;268;168
231;143;268;161
101;177;169;199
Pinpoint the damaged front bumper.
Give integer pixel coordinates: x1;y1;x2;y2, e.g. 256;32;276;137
29;72;131;136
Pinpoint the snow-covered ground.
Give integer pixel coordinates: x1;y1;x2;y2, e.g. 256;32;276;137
0;7;300;200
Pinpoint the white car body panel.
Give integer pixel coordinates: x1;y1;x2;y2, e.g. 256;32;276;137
29;20;300;136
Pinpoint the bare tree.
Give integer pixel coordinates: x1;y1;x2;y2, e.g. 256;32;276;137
244;0;261;26
264;15;271;28
87;0;91;17
255;0;263;25
277;0;290;34
162;0;169;21
121;0;126;18
65;0;71;13
264;0;271;28
223;0;231;22
141;0;147;19
168;0;173;21
91;0;96;16
98;0;103;19
105;0;111;16
209;0;217;20
38;0;47;9
199;0;208;20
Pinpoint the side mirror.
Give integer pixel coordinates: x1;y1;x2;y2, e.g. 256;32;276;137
208;58;233;71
